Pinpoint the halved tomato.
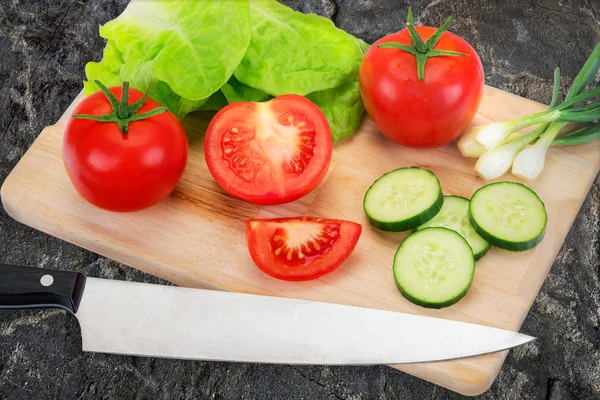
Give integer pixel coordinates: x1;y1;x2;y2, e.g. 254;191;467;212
204;95;333;205
245;217;362;281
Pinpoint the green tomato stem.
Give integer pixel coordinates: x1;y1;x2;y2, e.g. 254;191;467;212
426;15;454;50
129;107;170;121
428;49;469;57
378;7;467;81
415;53;428;81
407;6;414;25
72;80;168;135
406;22;428;53
378;42;417;54
118;81;130;119
95;80;120;111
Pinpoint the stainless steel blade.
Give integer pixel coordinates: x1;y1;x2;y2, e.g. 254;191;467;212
75;278;534;364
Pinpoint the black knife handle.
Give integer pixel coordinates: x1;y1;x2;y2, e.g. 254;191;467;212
0;264;86;314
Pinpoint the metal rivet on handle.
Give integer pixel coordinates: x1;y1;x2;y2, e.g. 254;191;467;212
40;274;54;287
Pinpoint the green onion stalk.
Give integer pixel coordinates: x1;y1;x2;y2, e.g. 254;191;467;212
512;42;600;180
472;67;562;180
458;42;600;181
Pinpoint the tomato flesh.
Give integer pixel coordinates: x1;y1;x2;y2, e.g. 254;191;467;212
245;217;362;281
204;95;332;205
359;27;484;148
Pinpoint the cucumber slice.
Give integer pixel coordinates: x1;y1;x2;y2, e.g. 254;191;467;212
363;167;443;231
416;196;491;261
468;182;547;251
393;227;475;309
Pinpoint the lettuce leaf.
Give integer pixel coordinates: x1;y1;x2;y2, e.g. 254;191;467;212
151;81;206;118
234;0;366;96
83;40;124;95
84;0;251;117
82;0;367;140
84;41;206;119
198;91;229;111
307;79;364;142
306;40;368;141
221;76;273;104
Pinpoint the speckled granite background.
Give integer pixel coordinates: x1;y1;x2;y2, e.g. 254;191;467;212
0;0;599;399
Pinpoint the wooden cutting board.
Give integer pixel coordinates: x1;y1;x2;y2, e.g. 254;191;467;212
2;86;599;395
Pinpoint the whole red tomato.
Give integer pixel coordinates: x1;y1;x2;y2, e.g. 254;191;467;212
63;81;188;212
360;11;484;148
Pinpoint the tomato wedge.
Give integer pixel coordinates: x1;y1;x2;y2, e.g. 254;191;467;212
245;217;362;281
204;95;332;205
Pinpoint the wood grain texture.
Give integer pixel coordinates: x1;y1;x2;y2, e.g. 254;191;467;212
2;86;599;396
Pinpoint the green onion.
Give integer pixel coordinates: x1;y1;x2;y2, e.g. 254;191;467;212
473;110;560;149
458;125;487;158
565;42;600;99
471;99;600;150
474;124;547;180
512;43;600;180
512;122;568;180
552;123;600;146
460;42;600;181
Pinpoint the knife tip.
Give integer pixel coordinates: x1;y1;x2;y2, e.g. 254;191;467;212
519;333;537;346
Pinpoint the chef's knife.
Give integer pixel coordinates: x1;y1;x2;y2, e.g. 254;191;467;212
0;264;534;364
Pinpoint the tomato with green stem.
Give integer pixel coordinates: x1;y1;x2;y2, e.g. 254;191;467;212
63;81;188;212
359;8;484;148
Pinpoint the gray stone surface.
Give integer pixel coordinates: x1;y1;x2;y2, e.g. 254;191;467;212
0;0;599;398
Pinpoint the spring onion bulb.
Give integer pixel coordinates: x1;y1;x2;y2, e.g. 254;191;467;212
511;122;567;180
458;42;600;181
474;110;560;149
475;127;544;180
458;126;487;158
